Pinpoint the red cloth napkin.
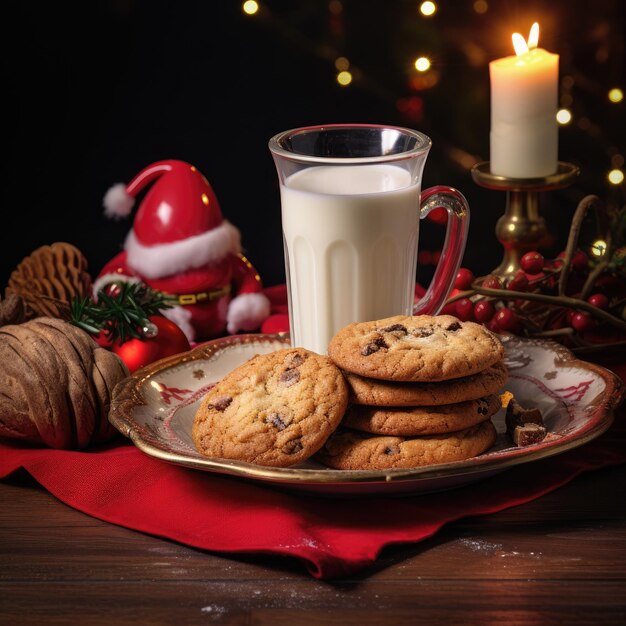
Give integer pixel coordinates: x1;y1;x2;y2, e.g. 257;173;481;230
1;285;625;579
0;416;626;578
1;423;625;579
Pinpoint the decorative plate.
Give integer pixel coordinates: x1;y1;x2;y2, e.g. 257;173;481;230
109;334;624;496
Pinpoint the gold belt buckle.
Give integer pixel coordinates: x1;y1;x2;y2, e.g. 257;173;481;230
178;294;197;305
177;285;231;305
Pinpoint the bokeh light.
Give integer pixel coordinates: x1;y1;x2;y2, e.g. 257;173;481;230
335;56;350;71
591;240;607;257
336;70;352;86
328;0;343;15
611;154;625;168
608;88;623;103
242;1;258;15
473;0;488;14
414;56;431;72
420;2;436;17
608;169;624;185
556;109;572;125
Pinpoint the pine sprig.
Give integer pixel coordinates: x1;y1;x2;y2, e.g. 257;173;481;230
70;282;175;343
70;297;104;336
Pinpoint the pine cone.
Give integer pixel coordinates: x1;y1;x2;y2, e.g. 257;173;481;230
0;318;129;449
6;242;92;319
0;294;27;327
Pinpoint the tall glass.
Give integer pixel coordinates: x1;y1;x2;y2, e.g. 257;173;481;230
269;124;470;354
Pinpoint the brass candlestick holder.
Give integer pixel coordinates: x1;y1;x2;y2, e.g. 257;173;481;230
471;161;580;280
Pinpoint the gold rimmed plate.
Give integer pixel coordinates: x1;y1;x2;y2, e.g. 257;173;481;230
109;334;624;496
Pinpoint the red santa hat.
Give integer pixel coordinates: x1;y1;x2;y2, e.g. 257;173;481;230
103;159;240;279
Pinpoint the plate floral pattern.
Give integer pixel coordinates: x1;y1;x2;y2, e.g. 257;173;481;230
109;334;624;495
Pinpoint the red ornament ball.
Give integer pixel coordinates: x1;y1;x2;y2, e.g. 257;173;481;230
455;298;475;321
454;268;475;291
101;281;123;299
520;251;544;275
112;315;191;373
473;300;495;323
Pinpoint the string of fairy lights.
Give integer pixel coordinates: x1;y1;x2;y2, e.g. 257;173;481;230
240;0;625;191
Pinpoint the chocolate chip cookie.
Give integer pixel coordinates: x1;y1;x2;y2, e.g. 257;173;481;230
317;420;497;470
192;348;348;467
328;315;504;382
344;394;501;436
344;360;508;406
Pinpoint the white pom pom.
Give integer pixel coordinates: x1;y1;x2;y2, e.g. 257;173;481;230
103;183;135;219
227;293;271;334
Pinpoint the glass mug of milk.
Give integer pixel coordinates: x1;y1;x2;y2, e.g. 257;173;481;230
269;124;469;355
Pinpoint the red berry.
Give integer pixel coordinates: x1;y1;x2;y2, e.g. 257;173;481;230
455;298;475;321
571;251;588;272
427;207;448;225
587;293;609;310
487;318;500;332
418;250;432;265
474;300;495;323
552;256;564;269
571;311;594;332
440;302;458;316
481;275;503;290
494;308;518;331
520;251;544;274
595;275;622;296
454;268;475;290
507;272;529;292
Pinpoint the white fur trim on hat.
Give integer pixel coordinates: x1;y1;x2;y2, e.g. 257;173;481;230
125;220;241;280
92;273;142;301
226;292;271;334
161;305;195;343
104;183;135;219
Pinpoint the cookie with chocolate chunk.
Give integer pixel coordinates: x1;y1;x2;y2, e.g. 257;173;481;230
317;420;497;470
345;361;508;406
192;348;348;467
328;315;504;382
344;394;501;436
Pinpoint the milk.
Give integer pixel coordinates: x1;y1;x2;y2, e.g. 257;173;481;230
280;164;420;354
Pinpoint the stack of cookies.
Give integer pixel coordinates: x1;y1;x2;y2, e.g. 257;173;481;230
192;314;507;470
317;314;506;470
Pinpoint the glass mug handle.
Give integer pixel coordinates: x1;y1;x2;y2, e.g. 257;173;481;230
413;185;470;316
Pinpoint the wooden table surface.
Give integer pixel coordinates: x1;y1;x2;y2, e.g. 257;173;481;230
1;459;625;626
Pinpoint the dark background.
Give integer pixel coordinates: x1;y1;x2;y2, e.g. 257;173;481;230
2;0;624;290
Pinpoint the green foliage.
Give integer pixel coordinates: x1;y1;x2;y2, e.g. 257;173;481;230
70;282;174;343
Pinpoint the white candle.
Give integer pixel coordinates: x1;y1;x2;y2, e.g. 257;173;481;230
490;23;559;178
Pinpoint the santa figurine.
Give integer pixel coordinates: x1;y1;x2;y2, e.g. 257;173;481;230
95;159;271;342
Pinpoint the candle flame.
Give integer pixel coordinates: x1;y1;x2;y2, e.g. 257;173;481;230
512;22;540;56
528;22;539;49
512;33;528;56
